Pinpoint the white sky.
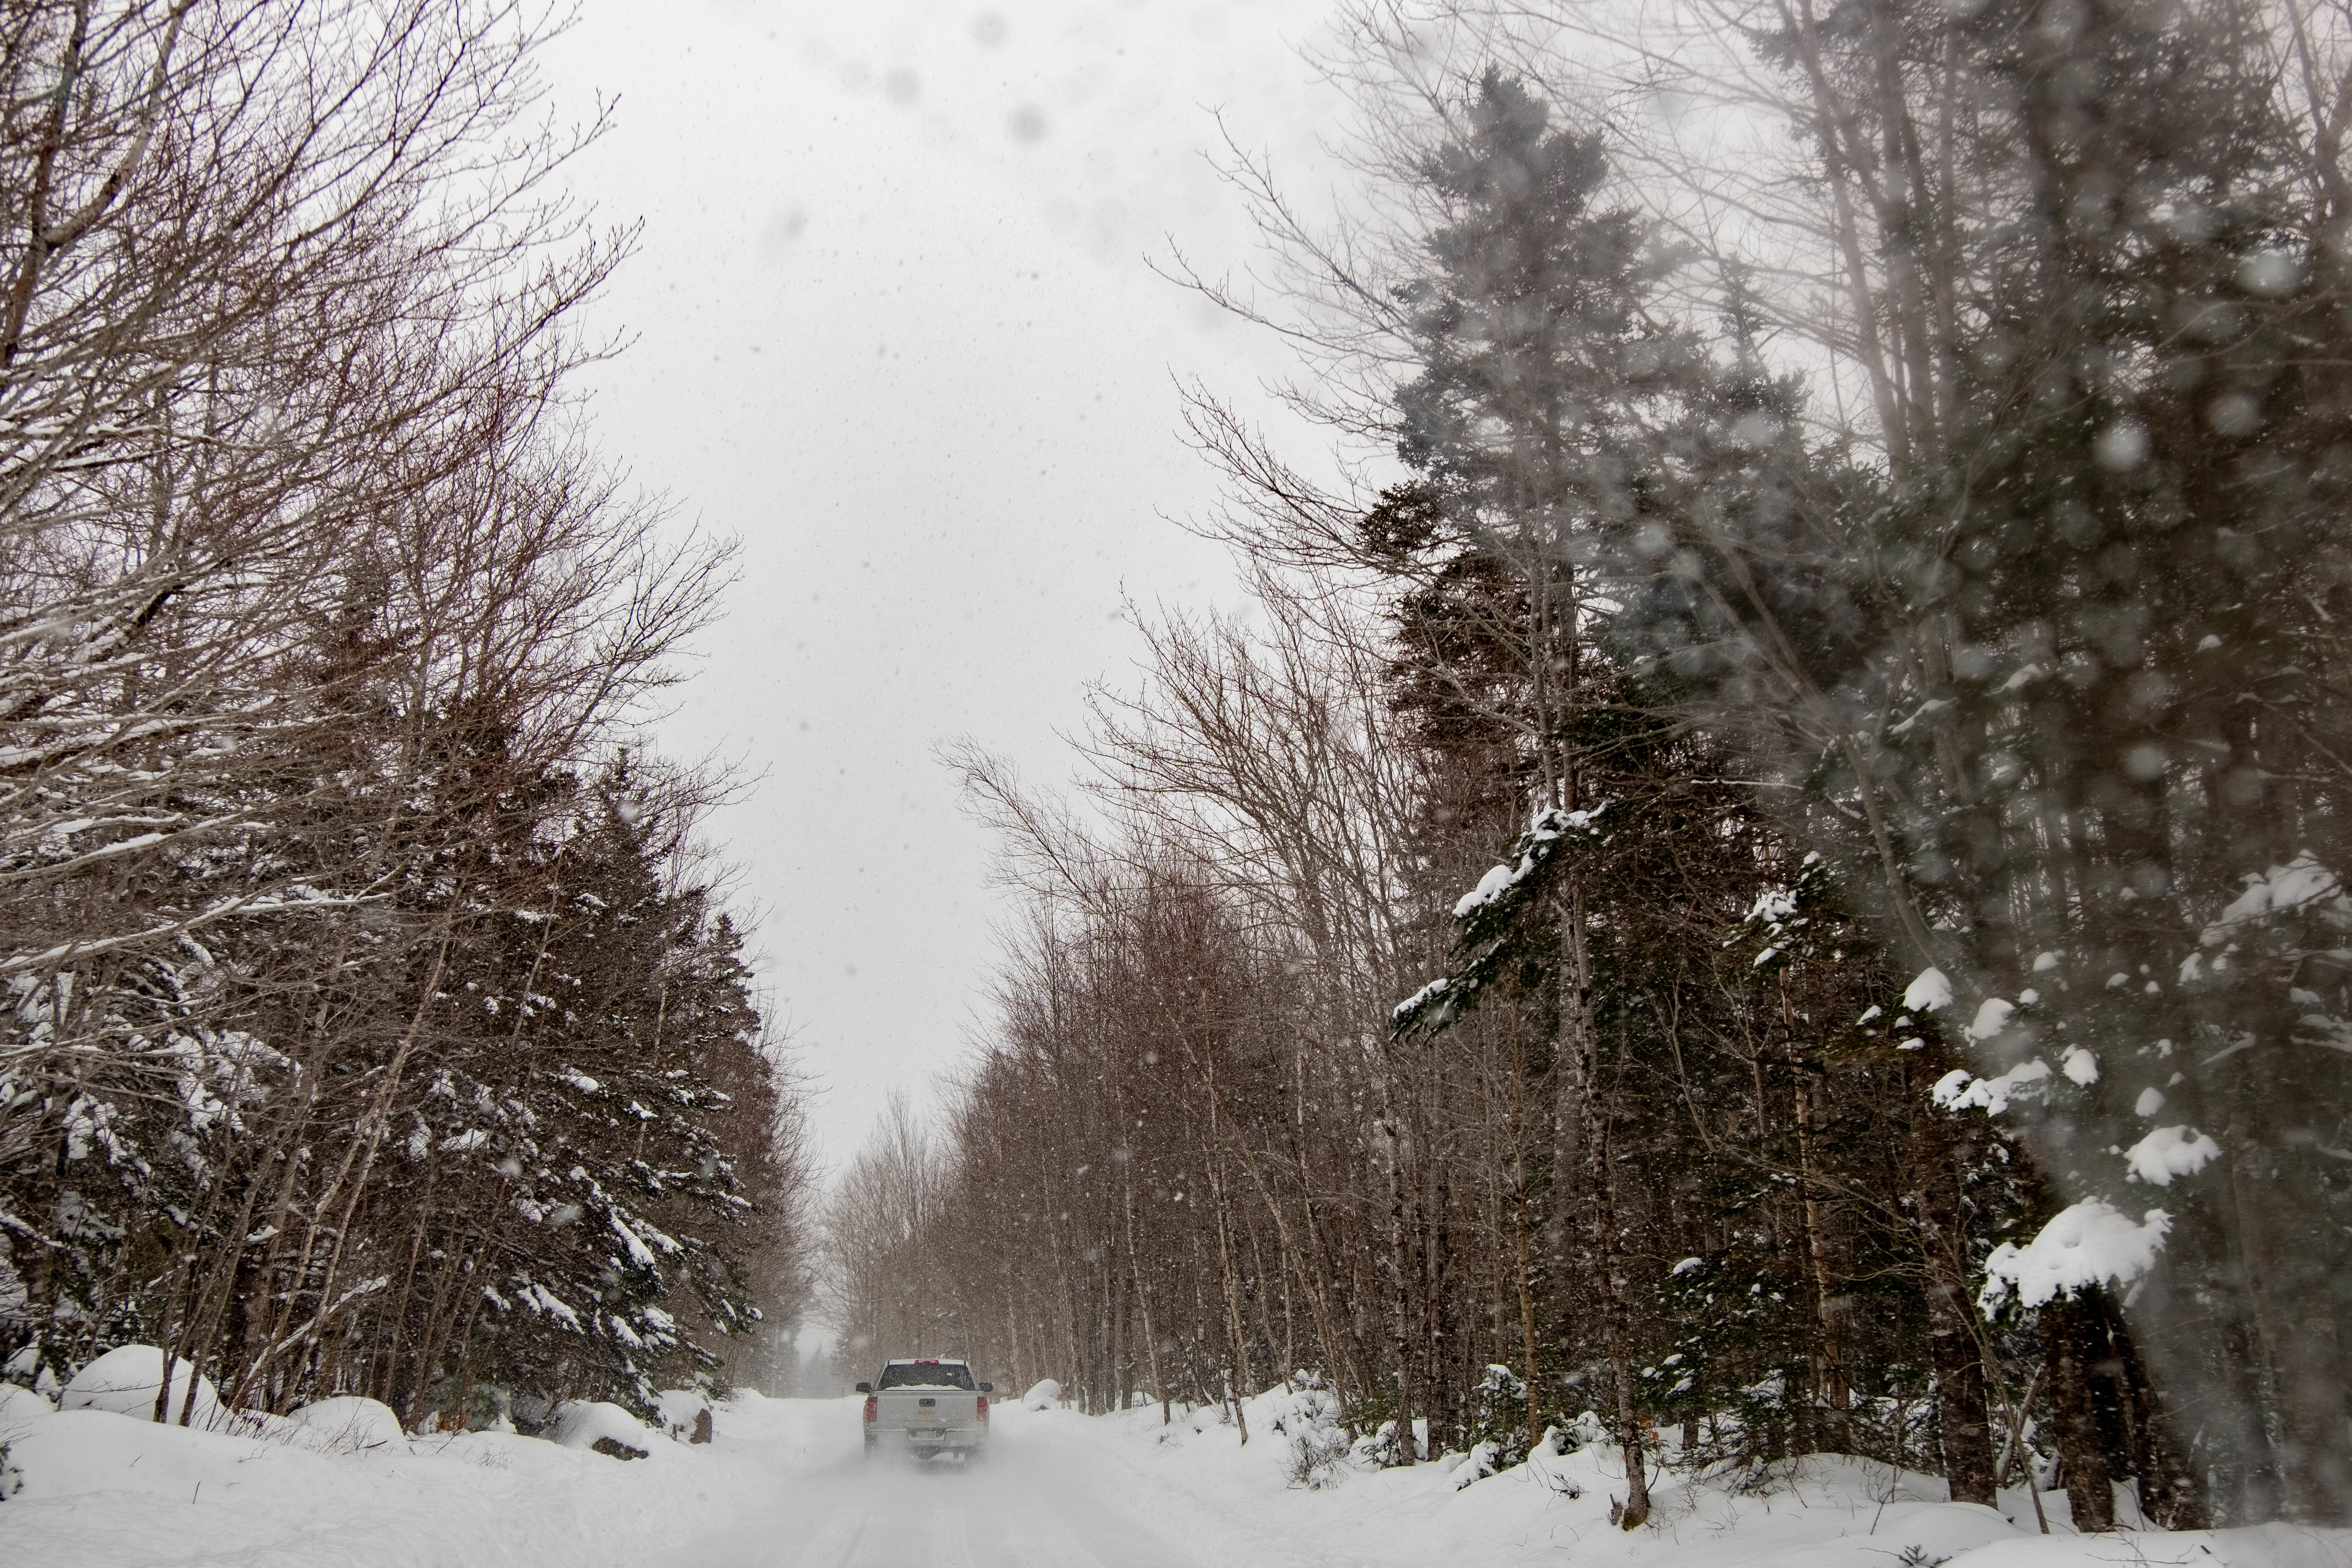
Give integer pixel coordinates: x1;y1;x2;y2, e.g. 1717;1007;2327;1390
540;0;1349;1176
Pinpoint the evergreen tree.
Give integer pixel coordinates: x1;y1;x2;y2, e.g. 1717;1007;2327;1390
1587;0;2352;1519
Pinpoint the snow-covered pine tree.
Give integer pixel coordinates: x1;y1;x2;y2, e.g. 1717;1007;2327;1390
1569;0;2352;1521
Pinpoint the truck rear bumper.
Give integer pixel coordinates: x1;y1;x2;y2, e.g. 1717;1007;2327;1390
883;1428;986;1452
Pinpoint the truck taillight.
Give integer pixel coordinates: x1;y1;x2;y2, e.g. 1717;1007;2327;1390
862;1395;877;1422
977;1395;989;1424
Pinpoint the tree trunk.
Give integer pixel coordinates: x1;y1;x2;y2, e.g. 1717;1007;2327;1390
1510;1041;1546;1457
2099;1281;2207;1530
1909;1096;1995;1505
2225;1108;2352;1524
1788;1018;1848;1452
1205;1140;1254;1441
2042;1295;2116;1532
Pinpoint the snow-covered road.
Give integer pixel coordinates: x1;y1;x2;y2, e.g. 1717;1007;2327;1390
680;1398;1201;1568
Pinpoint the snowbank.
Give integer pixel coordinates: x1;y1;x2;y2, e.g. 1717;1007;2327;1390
287;1396;409;1454
1022;1378;1061;1410
57;1345;223;1428
1022;1382;2352;1568
547;1399;659;1460
1956;1525;2352;1568
4;1387;735;1566
0;1381;44;1499
654;1387;712;1441
2;1378;53;1432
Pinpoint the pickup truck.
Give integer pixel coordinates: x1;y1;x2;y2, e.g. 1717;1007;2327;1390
857;1358;993;1460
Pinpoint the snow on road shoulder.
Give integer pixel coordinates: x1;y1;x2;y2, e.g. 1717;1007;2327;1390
1955;1527;2352;1568
1;1382;800;1568
1032;1383;2351;1568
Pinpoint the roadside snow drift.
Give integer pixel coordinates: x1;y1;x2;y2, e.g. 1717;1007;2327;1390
2;1376;2347;1568
3;1376;727;1567
1063;1384;2352;1568
55;1346;223;1428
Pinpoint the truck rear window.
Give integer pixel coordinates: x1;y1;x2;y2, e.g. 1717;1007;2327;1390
877;1363;976;1390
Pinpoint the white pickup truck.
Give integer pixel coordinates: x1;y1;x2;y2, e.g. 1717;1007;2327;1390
857;1358;993;1460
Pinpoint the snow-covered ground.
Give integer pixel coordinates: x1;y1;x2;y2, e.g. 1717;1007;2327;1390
1079;1387;2351;1568
5;1377;2348;1568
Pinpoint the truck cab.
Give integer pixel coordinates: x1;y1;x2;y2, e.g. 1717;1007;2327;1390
856;1358;993;1460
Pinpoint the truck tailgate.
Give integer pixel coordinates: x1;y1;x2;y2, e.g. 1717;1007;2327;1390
877;1389;980;1430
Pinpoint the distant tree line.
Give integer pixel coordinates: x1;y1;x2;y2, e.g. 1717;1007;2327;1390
0;0;812;1428
828;0;2352;1530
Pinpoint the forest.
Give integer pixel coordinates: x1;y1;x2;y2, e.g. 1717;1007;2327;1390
820;0;2352;1532
0;1;814;1431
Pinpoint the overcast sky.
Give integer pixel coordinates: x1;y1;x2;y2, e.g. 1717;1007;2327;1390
539;0;1349;1175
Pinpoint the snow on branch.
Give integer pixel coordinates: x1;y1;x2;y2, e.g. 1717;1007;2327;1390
2123;1125;2221;1187
1903;967;1953;1013
1980;1201;2171;1315
1395;802;1610;1040
1931;1058;2051;1116
1450;802;1607;920
2199;852;2345;947
0;888;387;975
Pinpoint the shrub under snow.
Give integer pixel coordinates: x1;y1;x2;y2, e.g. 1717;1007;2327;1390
288;1397;409;1454
549;1400;659;1460
58;1347;222;1429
